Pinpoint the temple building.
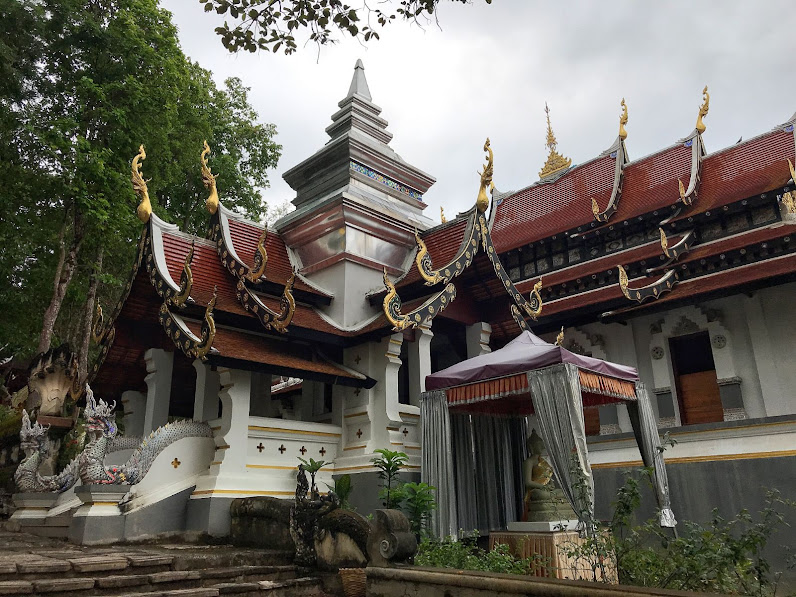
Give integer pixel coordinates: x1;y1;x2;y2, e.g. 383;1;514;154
83;61;795;538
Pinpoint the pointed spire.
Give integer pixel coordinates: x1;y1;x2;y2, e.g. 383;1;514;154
346;59;372;101
538;103;572;180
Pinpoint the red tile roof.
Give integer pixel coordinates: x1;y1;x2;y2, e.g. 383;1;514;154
226;217;331;297
184;322;364;380
398;217;469;287
492;153;617;252
674;128;794;221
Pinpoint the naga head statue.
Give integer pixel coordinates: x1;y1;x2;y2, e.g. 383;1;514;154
83;385;118;440
19;409;50;459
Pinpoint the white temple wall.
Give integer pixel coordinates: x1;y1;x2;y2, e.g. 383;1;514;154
306;260;382;328
754;283;796;416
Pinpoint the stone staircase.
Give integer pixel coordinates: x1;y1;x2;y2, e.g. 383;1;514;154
0;537;332;597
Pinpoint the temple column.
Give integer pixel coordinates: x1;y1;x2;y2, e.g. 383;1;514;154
143;348;173;435
193;360;220;422
188;367;252;536
408;325;433;407
466;322;492;357
742;296;775;417
121;391;146;437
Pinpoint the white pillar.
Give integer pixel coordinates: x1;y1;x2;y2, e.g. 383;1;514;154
466;322;492;358
121;391;146;437
742;296;775;417
408;325;433;407
193;360;220;422
209;368;252;482
143;348;173;435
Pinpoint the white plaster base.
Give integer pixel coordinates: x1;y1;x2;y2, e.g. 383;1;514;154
10;492;59;522
506;520;580;532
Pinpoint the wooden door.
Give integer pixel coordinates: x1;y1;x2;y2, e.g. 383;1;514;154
669;331;724;425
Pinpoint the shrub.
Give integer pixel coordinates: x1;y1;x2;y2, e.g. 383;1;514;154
416;532;547;575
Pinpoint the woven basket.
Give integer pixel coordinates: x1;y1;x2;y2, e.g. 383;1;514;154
339;567;366;597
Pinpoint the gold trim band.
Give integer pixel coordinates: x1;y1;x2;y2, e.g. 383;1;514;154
592;449;796;469
248;425;341;438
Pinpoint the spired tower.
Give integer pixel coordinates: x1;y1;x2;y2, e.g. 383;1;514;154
277;60;436;327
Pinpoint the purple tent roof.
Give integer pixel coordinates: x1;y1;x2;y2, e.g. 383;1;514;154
426;330;639;391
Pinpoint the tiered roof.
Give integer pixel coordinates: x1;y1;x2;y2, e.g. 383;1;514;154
92;78;796;398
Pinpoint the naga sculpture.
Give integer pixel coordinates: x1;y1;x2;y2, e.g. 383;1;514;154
14;410;79;493
289;464;340;569
77;386;212;485
15;385;213;492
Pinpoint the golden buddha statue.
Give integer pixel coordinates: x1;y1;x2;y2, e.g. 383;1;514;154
522;429;577;523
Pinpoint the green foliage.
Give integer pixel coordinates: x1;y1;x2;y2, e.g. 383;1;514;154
297;457;327;474
204;0;492;54
416;532;547;575
402;482;437;536
0;0;281;360
56;418;86;473
371;448;408;509
559;464;796;594
326;474;353;510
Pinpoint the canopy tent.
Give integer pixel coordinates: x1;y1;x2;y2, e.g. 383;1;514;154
420;331;676;539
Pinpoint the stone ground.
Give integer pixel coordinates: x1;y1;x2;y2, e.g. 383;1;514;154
0;528;336;596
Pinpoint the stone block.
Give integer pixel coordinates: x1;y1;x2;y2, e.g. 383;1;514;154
127;553;175;567
32;577;95;592
96;574;150;589
149;570;202;584
68;556;129;572
0;580;33;595
16;557;72;574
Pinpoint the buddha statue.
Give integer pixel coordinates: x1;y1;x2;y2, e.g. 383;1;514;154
522;429;577;523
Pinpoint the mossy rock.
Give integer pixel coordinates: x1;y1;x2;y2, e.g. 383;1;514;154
317;508;370;557
229;496;294;550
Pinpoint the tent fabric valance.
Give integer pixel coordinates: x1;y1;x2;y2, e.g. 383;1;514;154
426;331;638;393
445;368;638;411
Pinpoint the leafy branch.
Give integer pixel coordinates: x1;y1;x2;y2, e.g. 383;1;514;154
201;0;492;54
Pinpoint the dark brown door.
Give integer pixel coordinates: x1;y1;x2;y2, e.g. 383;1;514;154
669;331;723;425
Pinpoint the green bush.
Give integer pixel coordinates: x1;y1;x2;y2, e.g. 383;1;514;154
402;481;436;536
416;532;547;575
326;474;353;510
559;460;796;594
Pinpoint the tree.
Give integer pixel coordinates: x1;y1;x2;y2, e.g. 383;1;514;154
0;0;280;371
202;0;491;54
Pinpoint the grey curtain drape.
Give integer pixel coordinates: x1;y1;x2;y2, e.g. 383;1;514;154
449;414;527;535
451;413;477;533
527;363;594;530
420;390;458;539
627;382;677;528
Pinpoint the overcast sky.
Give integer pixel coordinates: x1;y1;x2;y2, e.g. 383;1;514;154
161;0;795;222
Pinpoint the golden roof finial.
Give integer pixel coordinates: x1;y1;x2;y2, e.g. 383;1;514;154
788;158;795;183
555;326;565;347
131;145;152;223
201;140;219;215
695;85;710;134
619;98;629;140
440;206;447;224
476;138;494;213
539;103;572;179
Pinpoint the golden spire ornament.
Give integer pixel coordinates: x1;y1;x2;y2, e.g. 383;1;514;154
539;103;572;179
201;140;219;215
476;138;494;213
131;145;152;223
440;206;447;224
619;98;628;141
695;85;710;134
555;326;565;347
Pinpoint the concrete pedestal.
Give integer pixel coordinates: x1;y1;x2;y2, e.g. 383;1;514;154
69;485;130;545
506;520;580;532
489;528;617;582
11;492;73;538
